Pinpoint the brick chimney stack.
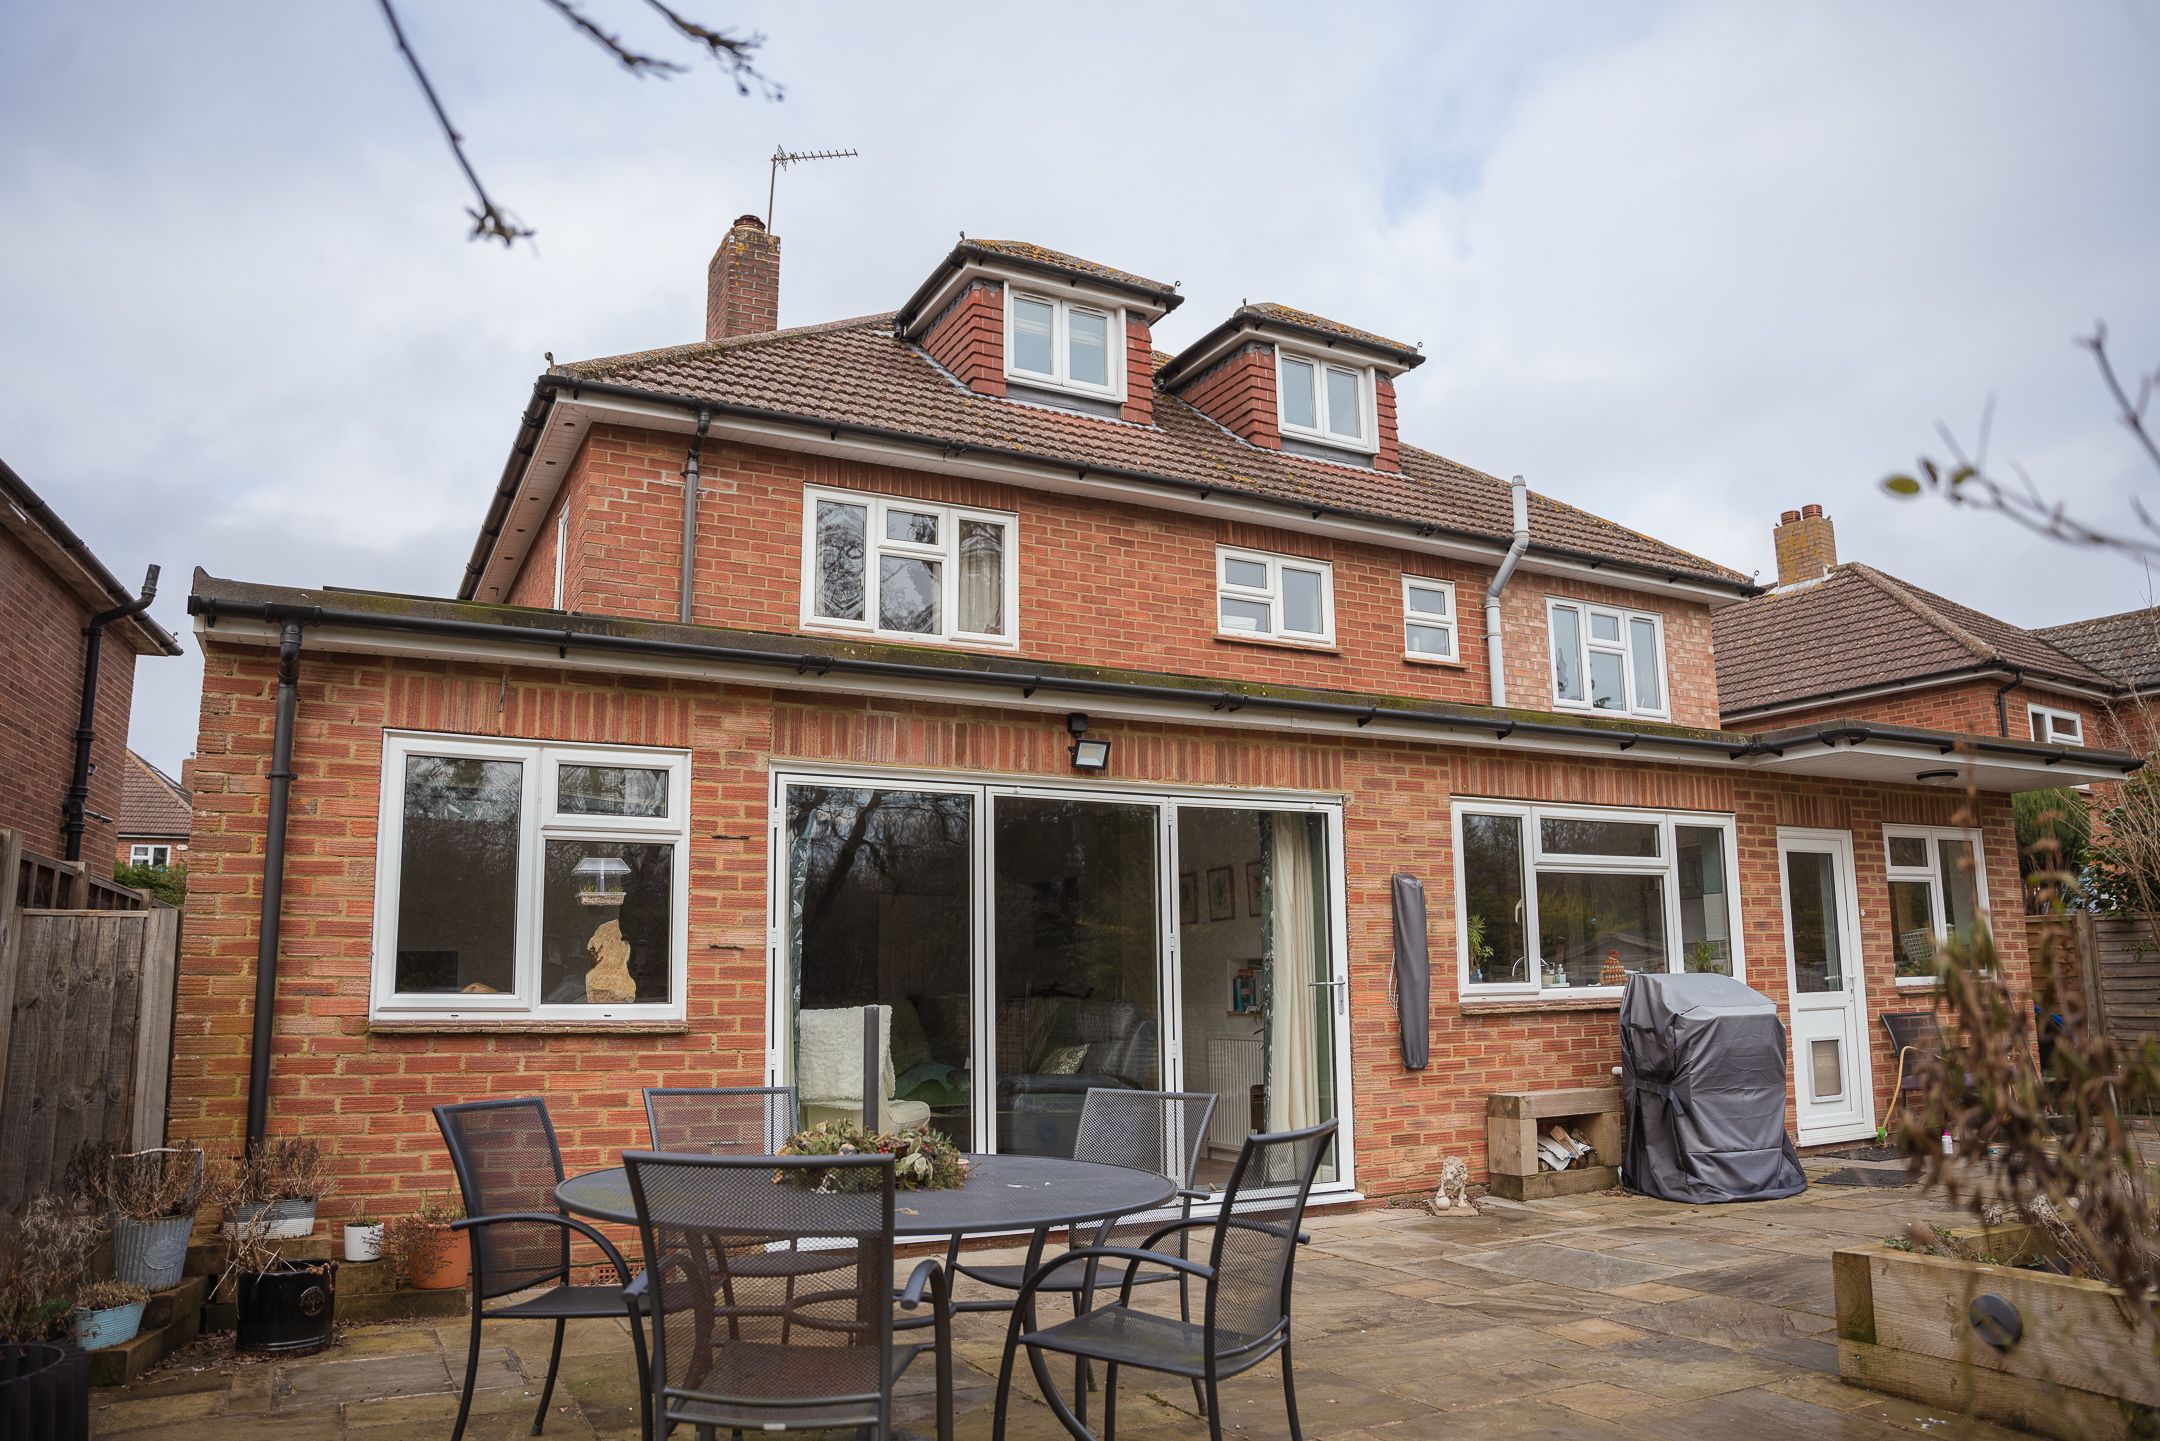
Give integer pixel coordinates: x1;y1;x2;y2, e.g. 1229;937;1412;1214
1773;503;1838;588
706;214;780;341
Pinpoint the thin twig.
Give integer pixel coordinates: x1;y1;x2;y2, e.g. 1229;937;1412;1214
538;0;688;75
376;0;534;246
641;0;782;96
2083;321;2160;477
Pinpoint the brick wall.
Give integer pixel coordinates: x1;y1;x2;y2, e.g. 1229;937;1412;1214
1173;343;1280;450
920;281;1005;397
705;218;780;341
0;527;139;859
1751;679;2105;743
1773;506;1837;587
172;637;2026;1218
500;428;1728;730
1121;315;1154;425
1374;375;1401;474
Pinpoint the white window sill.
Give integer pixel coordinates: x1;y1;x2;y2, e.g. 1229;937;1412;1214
1893;976;1941;990
1460;992;1625;1015
1214;631;1339;655
1550;700;1673;724
1404;653;1467;669
1279;426;1378;458
369;1017;690;1035
800;622;1022;653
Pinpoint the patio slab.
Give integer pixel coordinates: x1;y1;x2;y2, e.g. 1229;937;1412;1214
98;1172;2060;1440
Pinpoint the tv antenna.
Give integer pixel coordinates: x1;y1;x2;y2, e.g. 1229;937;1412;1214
767;146;858;229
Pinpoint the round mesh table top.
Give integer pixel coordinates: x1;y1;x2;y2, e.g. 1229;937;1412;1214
557;1152;1175;1235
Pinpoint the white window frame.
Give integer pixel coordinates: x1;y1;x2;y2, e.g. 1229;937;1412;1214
2026;703;2084;747
1545;598;1671;719
1883;825;1989;987
369;732;691;1023
1274;347;1377;454
551;505;569;610
799;485;1020;648
1401;575;1460;663
129;844;172;867
1215;546;1336;646
1002;288;1127;402
1452;801;1744;1000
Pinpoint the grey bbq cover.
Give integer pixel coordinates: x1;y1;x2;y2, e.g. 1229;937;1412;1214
1620;972;1806;1203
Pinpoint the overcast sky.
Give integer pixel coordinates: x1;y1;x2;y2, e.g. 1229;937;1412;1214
4;2;2157;773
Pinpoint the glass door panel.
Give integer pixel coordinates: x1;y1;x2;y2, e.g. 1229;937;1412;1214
1784;850;1844;993
1175;807;1339;1187
783;785;975;1147
992;796;1161;1157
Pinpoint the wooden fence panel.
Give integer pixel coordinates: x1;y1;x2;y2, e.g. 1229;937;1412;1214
2089;914;2159;1050
0;909;176;1212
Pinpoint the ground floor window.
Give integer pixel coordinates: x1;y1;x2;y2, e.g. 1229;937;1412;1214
128;843;174;867
772;773;1348;1190
1884;825;1986;979
370;732;689;1021
1454;802;1740;997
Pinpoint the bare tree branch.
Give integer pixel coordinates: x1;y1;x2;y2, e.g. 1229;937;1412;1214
641;0;782;97
538;0;685;76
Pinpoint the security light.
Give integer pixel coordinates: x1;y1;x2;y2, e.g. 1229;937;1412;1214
1067;713;1111;772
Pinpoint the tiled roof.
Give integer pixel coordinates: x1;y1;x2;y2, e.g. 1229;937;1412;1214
118;749;190;839
1713;563;2118;716
2037;606;2160;691
1242;303;1421;362
963;240;1176;298
556;315;1747;589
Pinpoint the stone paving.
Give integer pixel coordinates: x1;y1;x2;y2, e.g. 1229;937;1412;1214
93;1159;2042;1441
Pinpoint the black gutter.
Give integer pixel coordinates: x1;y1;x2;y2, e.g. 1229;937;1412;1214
892;241;1182;334
243;621;303;1154
62;565;160;861
192;590;2142;774
458;373;1758;604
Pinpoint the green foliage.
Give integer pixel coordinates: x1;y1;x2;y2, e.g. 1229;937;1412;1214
2084;765;2160;916
2013;789;2091;891
776;1121;966;1192
113;861;186;906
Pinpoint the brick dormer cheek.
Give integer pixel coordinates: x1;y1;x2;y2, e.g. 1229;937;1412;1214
1121;315;1154;425
921;279;1006;397
1374;374;1401;473
1172;342;1281;449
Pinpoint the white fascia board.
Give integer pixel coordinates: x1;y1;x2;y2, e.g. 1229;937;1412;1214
904;260;1172;337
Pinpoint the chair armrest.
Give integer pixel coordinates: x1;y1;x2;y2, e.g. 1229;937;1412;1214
452;1210;635;1277
1176;1187;1212;1203
1015;1244;1213;1311
898;1258;948;1310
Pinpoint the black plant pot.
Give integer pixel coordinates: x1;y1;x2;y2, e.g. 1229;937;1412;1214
234;1259;338;1356
0;1340;89;1441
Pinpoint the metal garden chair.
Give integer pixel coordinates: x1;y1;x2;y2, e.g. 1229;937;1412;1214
622;1148;953;1441
992;1118;1337;1441
432;1096;651;1441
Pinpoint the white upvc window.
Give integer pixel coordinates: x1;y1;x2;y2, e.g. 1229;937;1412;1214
1004;289;1125;402
1276;350;1375;453
1884;825;1989;983
370;732;690;1023
1453;802;1743;998
551;506;569;609
129;844;173;867
1402;576;1459;662
1216;547;1335;645
1546;598;1669;719
801;486;1019;647
2027;703;2084;747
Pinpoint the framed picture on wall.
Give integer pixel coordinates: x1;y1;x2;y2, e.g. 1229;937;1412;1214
1246;861;1265;916
1229;967;1258;1015
1207;866;1235;921
1178;872;1198;925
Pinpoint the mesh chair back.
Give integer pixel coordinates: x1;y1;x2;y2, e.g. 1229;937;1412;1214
1070;1089;1215;1247
1207;1120;1336;1343
433;1097;569;1299
645;1086;799;1154
623;1150;897;1432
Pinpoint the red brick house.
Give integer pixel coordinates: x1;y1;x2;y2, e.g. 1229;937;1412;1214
170;222;2141;1213
1;457;181;863
115;749;194;871
2036;605;2160;756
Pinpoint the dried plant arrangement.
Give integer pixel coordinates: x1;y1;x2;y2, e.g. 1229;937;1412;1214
68;1143;206;1222
0;1194;107;1343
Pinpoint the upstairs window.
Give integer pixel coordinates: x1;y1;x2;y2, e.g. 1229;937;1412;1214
802;486;1017;646
1277;352;1373;451
1402;576;1459;661
1216;547;1334;645
1547;599;1668;719
1884;826;1988;981
2027;704;2084;746
1005;290;1123;400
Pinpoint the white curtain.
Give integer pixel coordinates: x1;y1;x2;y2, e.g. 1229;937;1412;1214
1267;817;1321;1133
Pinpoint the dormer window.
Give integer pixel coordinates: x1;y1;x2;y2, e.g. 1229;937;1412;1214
1005;290;1124;401
1276;351;1374;452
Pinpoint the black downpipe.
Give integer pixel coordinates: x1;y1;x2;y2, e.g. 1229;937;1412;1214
679;410;711;625
1994;669;2024;737
243;621;303;1154
62;564;160;861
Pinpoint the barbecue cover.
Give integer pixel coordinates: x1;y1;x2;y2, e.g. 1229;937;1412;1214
1620;972;1806;1203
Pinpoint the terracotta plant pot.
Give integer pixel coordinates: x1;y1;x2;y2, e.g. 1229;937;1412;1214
407;1232;467;1291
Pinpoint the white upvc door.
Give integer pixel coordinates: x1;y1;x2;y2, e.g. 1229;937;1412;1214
1777;828;1874;1144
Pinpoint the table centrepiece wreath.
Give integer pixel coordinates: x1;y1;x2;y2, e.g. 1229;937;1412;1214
774;1120;968;1192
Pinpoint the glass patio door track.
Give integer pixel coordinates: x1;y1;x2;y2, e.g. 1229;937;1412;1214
768;770;1354;1195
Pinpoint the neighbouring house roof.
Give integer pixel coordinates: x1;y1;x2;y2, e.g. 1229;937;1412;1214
527;315;1746;594
2035;605;2160;692
118;749;190;839
893;239;1185;333
1713;562;2119;718
0;457;182;656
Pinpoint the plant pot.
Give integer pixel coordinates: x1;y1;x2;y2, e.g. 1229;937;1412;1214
223;1197;317;1240
0;1341;90;1441
406;1231;467;1291
112;1214;194;1292
343;1223;384;1263
72;1302;145;1352
233;1260;337;1356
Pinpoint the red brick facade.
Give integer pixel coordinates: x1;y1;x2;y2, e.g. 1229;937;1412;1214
705;216;780;342
1751;678;2104;744
0;525;141;859
920;281;1006;398
1173;344;1282;451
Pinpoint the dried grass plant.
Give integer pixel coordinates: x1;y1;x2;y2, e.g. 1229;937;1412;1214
67;1143;206;1222
0;1195;107;1342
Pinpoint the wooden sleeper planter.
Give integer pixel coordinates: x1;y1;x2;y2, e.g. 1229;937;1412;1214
1486;1086;1622;1201
1834;1224;2160;1441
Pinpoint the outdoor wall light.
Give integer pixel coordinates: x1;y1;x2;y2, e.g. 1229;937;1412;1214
1915;768;1960;784
1067;713;1111;772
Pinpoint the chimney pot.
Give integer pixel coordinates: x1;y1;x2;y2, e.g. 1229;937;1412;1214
706;215;781;341
1772;503;1837;587
1779;509;1801;525
1801;502;1823;519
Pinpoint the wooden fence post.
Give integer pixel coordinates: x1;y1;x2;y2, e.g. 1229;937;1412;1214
0;827;21;1118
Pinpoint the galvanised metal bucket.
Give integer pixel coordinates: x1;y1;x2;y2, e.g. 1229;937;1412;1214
112;1215;193;1293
